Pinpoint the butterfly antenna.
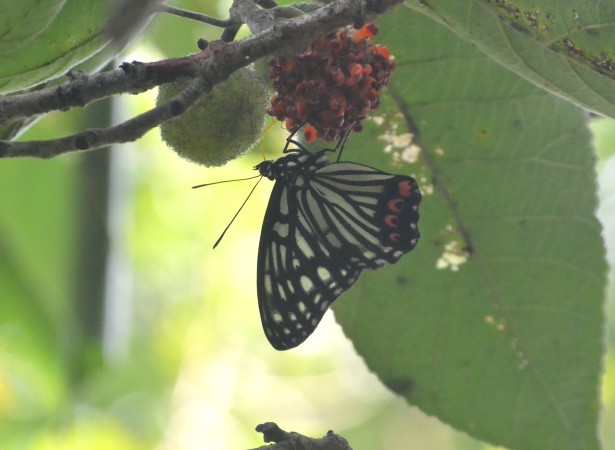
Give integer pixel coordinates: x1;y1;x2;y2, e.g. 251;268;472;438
336;127;353;162
212;176;263;249
192;174;261;189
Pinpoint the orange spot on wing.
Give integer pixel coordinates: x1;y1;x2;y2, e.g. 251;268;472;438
398;180;412;197
385;215;399;227
387;198;403;212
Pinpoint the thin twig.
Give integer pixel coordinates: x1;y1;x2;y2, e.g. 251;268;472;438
157;4;235;28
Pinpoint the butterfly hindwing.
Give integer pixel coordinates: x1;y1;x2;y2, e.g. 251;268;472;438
305;162;421;268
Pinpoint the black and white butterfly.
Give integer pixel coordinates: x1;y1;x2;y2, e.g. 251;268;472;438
253;134;422;350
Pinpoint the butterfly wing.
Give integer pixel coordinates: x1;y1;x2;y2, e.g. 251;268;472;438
305;162;421;268
257;180;363;350
257;162;421;350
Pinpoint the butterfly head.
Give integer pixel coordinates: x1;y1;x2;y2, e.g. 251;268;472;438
255;150;331;182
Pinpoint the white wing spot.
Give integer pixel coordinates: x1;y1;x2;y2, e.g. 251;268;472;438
320;300;330;311
272;312;283;323
279;189;289;215
317;266;332;283
275;222;289;238
280;244;287;263
297;233;315;259
300;275;314;294
277;285;287;301
287;280;295;294
363;250;377;259
298;301;306;312
286;280;295;294
326;232;343;248
264;275;273;295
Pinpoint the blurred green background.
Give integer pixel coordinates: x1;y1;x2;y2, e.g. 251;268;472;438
2;1;615;449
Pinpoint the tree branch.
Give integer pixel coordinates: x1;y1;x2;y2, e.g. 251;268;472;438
250;422;353;450
0;55;209;125
0;0;403;159
0;77;210;158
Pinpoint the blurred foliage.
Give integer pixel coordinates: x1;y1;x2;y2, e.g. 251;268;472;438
1;1;614;450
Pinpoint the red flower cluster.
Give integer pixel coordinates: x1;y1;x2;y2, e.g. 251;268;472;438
267;23;396;143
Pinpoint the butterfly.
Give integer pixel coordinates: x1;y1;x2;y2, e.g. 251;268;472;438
254;134;422;350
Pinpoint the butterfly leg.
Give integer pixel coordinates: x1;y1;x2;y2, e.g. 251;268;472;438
334;126;354;162
282;121;309;153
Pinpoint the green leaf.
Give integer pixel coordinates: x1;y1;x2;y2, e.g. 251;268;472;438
333;8;606;450
0;0;112;94
0;0;65;53
405;0;615;119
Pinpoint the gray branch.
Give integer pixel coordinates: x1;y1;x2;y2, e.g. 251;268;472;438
0;77;211;158
0;0;402;159
250;422;353;450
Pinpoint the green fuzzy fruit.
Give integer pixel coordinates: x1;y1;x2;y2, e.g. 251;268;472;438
158;68;269;167
252;57;272;88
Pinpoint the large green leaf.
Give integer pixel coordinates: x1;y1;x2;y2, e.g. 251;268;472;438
334;8;606;450
405;0;615;118
0;0;66;53
0;0;112;94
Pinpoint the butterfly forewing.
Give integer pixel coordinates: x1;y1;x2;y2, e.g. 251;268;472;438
256;150;421;350
258;180;363;350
